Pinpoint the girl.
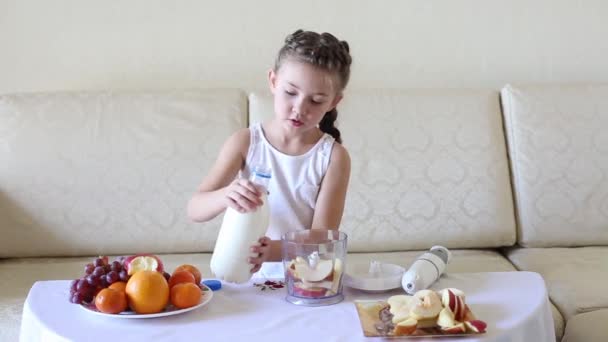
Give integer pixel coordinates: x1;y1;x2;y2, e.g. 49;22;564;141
187;29;352;274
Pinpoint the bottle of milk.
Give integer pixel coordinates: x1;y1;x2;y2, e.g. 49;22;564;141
210;166;271;283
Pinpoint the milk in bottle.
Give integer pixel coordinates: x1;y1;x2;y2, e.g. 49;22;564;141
210;166;271;283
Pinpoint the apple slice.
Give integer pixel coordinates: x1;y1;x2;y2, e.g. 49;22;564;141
416;317;438;328
441;288;466;319
439;287;465;301
393;317;417;336
409;289;442;320
292;284;326;298
442;322;466;334
436;307;456;328
441;289;458;315
391;308;411;324
124;254;164;275
391;295;419;323
330;258;343;293
461;304;475;322
455;296;466;321
294;258;333;282
464;320;487;333
285;259;299;280
387;295;412;314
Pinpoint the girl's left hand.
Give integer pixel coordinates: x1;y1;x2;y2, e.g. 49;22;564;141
249;236;271;273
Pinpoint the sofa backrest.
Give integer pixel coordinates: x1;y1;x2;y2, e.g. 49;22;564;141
0;90;247;257
501;84;608;247
250;89;517;252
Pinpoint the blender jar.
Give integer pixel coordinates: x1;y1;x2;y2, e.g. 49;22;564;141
281;230;347;306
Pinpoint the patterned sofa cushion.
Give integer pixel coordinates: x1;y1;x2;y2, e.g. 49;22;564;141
250;89;517;251
501;84;608;246
0;90;247;257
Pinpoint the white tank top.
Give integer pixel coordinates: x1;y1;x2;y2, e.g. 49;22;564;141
242;123;335;240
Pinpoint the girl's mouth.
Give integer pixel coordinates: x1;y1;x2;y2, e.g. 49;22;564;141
290;119;303;127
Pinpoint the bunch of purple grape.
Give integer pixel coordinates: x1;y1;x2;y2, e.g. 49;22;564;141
69;256;131;304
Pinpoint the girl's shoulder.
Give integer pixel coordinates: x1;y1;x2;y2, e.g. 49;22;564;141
222;127;251;160
226;127;250;146
329;142;351;169
230;127;251;142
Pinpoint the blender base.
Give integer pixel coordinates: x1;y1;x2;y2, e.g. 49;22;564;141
285;293;344;306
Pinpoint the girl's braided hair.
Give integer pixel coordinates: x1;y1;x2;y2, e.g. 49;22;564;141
275;29;352;143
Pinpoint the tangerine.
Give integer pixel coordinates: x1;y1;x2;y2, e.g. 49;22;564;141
95;288;128;314
170;283;202;309
174;264;202;284
109;281;127;293
125;270;169;314
168;270;196;288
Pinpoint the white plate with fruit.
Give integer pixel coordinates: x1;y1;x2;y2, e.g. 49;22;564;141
80;283;213;319
70;255;213;319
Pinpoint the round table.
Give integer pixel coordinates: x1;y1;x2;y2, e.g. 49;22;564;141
20;271;556;342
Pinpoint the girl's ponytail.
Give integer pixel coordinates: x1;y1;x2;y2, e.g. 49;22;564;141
319;108;342;144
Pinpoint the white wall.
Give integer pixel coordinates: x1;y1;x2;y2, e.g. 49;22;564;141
1;0;607;94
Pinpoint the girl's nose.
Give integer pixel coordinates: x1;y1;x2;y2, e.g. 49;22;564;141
293;99;306;116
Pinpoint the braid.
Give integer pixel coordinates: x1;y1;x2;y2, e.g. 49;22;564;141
276;29;352;144
277;30;352;88
319;108;342;144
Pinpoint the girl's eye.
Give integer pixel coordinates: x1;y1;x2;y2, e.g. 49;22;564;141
285;90;296;96
311;99;323;105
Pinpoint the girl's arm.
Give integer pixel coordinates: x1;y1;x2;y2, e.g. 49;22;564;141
187;128;261;222
311;143;352;230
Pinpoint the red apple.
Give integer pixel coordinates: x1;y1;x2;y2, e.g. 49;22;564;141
464;320;487;333
123;254;164;275
442;290;457;313
292;284;326;298
455;296;466;321
442;289;467;321
442;322;466;334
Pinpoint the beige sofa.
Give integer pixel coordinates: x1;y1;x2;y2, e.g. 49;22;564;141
1;85;607;341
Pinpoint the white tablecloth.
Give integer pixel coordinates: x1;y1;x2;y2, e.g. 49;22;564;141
20;271;555;342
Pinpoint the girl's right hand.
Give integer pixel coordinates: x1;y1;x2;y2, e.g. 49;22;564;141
224;178;264;213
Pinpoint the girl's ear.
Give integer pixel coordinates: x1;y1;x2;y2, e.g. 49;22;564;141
329;94;343;111
268;69;278;94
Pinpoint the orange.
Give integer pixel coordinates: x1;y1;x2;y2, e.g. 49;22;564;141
109;281;127;293
95;288;128;314
125;270;169;314
168;270;196;289
174;264;202;285
170;283;202;309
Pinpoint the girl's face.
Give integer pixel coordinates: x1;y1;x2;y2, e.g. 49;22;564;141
269;59;343;135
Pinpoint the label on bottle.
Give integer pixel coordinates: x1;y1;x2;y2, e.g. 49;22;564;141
254;171;271;179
